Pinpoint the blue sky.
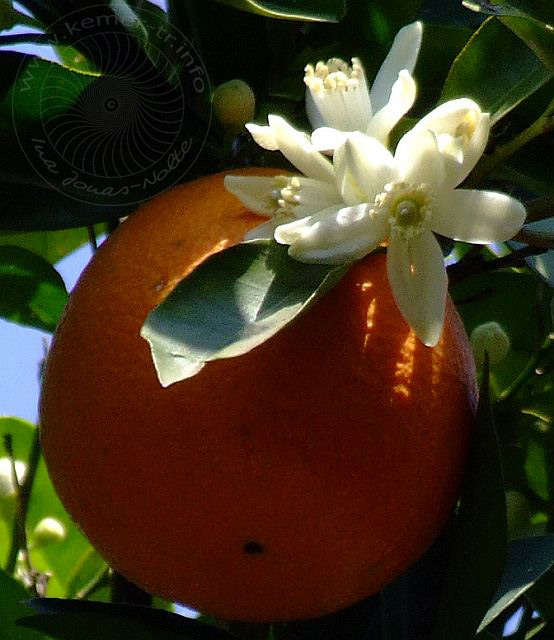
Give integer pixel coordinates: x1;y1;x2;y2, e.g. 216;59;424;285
1;243;95;423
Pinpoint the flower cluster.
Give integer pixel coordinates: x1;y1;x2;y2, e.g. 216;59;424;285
225;21;526;346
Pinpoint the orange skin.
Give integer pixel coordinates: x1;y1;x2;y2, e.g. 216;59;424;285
40;169;477;622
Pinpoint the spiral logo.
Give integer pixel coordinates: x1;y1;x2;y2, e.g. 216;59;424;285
13;5;211;206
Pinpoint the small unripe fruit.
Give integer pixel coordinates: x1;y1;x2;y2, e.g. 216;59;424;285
470;321;510;368
0;458;27;522
213;79;256;134
0;458;26;500
32;517;66;547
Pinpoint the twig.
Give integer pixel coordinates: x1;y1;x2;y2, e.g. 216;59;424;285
87;226;98;253
448;245;548;284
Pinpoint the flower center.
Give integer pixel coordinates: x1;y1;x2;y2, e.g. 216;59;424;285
454;110;478;144
372;182;433;239
304;57;363;93
263;176;302;223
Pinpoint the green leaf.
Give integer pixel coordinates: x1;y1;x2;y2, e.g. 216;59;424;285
0;569;47;640
501;15;554;74
525;438;551;502
462;0;554;26
450;269;550;395
0;245;67;331
212;0;346;22
477;535;554;631
18;599;239;640
440;17;552;123
432;361;508;640
0;228;99;264
528;566;554;622
0;182;132;232
141;240;347;387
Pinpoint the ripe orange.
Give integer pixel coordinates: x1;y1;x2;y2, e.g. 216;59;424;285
40;168;477;622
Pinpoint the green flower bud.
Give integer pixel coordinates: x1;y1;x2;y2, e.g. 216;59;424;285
0;457;26;500
470;321;510;368
32;517;66;547
212;79;255;134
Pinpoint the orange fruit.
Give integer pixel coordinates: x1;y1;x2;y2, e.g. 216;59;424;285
40;168;477;622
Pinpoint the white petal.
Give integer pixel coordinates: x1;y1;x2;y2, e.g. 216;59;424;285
411;99;491;188
413;98;483;134
311;127;348;152
365;70;417;143
305;87;326;131
268;115;335;183
432;189;527;243
394;128;445;189
224;175;277;216
245;123;279;151
305;58;372;133
448;112;490;188
244;220;278;241
387;231;447;347
334;132;396;205
291;177;343;217
275;204;388;265
370;21;423;113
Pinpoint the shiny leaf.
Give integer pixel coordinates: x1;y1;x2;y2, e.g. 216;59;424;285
141;240;347;387
440;17;552;123
212;0;346;22
0;245;67;331
478;535;554;631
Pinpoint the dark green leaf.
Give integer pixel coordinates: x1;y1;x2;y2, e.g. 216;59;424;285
432;361;507;640
0;227;102;263
478;535;554;631
527;565;554;622
141;240;347;387
463;0;554;26
0;570;47;640
18;598;239;640
440;17;552;123
501;15;554;74
0;245;68;331
212;0;346;22
0;182;133;232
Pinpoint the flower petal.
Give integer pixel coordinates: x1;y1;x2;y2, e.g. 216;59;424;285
370;21;423;113
275;204;389;265
410;99;491;188
387;230;447;347
224;175;279;216
311;126;348;152
366;70;417;143
268;115;335;183
304;57;372;133
334;132;396;205
245;123;279;151
244;220;278;241
432;189;527;243
291;177;344;217
394;128;445;189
